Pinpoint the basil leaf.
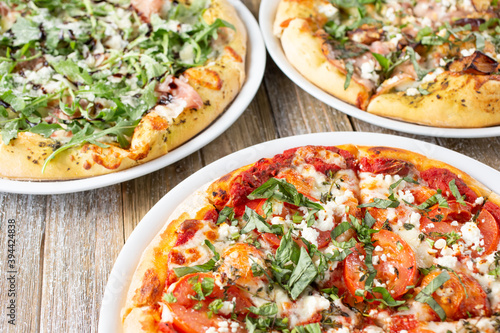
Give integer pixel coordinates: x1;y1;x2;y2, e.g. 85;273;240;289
275;230;301;266
416;190;449;210
241;206;281;234
371;287;406;307
448;179;466;206
406;47;431;81
358;198;399;209
288;247;318;300
173;240;219;277
163;292;177;303
344;62;354;90
248;303;278;317
414;271;451;321
372;52;390;72
248;178;323;211
292;323;322;333
331;221;351;240
216;206;234;225
173;259;216;277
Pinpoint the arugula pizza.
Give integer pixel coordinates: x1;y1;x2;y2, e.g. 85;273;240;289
274;0;500;128
0;0;246;179
122;144;500;332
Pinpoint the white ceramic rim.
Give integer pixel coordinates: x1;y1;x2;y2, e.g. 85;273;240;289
98;131;500;332
259;0;500;138
0;0;266;195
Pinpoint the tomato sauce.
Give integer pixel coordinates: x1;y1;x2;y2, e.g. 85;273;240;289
421;168;478;203
359;157;411;176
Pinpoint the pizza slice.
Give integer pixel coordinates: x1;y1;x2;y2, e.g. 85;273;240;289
274;0;500;127
0;0;246;180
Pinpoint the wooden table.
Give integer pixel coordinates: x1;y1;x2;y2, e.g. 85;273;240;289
1;1;500;332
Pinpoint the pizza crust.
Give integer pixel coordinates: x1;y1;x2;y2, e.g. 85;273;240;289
121;184;213;329
355;145;494;199
367;74;500;128
0;0;247;180
280;18;371;110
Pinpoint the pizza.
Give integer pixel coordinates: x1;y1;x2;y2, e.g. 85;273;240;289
0;0;246;180
122;144;500;332
273;0;500;128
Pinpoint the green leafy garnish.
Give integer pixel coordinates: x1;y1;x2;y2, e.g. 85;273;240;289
414;271;451;321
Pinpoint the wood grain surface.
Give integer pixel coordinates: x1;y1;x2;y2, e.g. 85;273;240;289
1;0;500;332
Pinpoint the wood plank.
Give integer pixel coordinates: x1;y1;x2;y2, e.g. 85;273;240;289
39;186;123;332
121;152;205;240
263;59;354;136
201;84;277;165
0;194;47;333
437;137;500;172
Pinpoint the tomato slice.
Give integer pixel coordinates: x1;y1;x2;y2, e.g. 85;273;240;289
344;230;417;301
171;273;252;317
421;201;499;257
475;208;500;256
418;270;491;321
168;304;246;333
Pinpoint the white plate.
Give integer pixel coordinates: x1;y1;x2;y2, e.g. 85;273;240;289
99;131;500;332
259;0;500;138
0;0;266;195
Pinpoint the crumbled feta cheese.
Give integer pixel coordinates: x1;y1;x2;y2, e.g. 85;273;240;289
475;197;484;206
317;3;339;20
434;239;447;249
406;87;420;96
301;227;320;247
360;60;379;82
461;221;483;249
435;255;458;269
461;48;476;57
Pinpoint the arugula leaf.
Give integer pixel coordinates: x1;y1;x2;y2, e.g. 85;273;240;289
1;119;25;145
414;271;451;321
50;59;93;85
241;206;282;234
28;123;62;138
11;17;41;46
41;120;138;172
288;247;318;300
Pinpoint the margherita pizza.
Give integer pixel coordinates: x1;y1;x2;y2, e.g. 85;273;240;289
122;144;500;332
274;0;500;128
0;0;246;180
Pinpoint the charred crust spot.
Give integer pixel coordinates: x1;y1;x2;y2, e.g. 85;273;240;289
83;161;91;170
32;159;39;164
133;268;163;305
27;156;31;160
436;94;441;99
224;46;243;63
